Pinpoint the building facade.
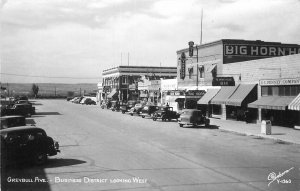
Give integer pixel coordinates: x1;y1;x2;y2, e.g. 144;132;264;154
176;39;300;126
99;66;177;103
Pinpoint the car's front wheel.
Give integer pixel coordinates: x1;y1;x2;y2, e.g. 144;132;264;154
33;152;47;165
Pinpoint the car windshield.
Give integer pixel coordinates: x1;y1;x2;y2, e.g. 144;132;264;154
159;107;166;111
183;110;194;115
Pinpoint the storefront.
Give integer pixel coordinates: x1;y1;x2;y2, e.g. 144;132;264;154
248;78;300;127
225;84;257;121
288;93;300;127
148;80;161;104
197;88;220;117
210;86;238;119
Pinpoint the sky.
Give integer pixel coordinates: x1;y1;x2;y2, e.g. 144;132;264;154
1;0;300;84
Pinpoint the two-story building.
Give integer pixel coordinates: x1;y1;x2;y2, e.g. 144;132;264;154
177;39;300;125
99;66;177;103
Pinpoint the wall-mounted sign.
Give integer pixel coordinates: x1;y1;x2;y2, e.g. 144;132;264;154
129;84;136;90
260;78;300;86
185;90;206;96
167;90;184;96
224;45;300;57
223;44;300;64
212;77;235;86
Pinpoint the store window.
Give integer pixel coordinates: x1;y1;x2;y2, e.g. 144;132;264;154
122;76;128;84
199;66;204;78
262;85;300;96
262;86;268;96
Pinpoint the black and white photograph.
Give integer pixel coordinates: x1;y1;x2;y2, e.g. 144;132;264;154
1;0;300;190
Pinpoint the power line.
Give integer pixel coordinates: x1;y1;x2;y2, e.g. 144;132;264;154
0;73;100;80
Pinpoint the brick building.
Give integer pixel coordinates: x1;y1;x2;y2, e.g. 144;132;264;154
176;39;300;126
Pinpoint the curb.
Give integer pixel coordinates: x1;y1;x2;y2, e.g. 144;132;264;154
218;128;298;145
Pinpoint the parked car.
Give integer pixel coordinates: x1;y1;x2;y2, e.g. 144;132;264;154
120;100;137;114
0;115;26;129
84;98;96;105
66;97;74;101
152;106;180;121
0;126;60;165
128;103;144;116
140;105;159;118
178;109;210;127
3;104;35;117
74;97;84;104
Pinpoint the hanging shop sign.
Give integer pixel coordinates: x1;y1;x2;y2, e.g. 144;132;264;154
260;78;300;86
180;52;186;79
212;77;235;86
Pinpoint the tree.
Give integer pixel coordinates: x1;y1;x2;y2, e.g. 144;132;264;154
32;84;39;98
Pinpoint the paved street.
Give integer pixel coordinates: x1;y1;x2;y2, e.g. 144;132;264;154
2;99;300;191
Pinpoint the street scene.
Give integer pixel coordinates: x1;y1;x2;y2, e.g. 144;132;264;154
1;0;300;191
1;99;300;191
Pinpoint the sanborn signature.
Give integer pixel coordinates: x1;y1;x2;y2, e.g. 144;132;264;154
267;167;294;187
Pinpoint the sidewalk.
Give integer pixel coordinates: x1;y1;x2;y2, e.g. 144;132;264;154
210;118;300;145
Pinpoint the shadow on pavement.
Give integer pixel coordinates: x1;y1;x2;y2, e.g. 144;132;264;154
181;125;219;129
45;158;86;168
34;112;61;116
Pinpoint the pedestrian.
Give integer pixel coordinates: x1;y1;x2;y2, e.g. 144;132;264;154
244;110;249;124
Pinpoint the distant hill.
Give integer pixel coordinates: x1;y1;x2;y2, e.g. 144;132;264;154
1;83;97;97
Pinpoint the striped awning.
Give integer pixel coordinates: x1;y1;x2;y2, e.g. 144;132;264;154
288;93;300;111
107;89;118;99
197;89;220;104
210;86;238;105
226;84;257;106
248;96;295;110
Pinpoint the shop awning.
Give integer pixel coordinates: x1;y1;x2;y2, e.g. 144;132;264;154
288;93;300;111
175;98;185;102
248;96;295;110
107;89;118;99
197;89;220;104
206;64;216;73
226;84;257;106
210;86;238;105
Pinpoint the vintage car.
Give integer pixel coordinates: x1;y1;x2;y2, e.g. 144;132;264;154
84;98;96;105
2;103;35;117
128;103;144;116
140;105;159;118
110;100;120;111
0;115;26;129
0;126;60;165
120;100;137;114
178;109;210;127
152;106;180;121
